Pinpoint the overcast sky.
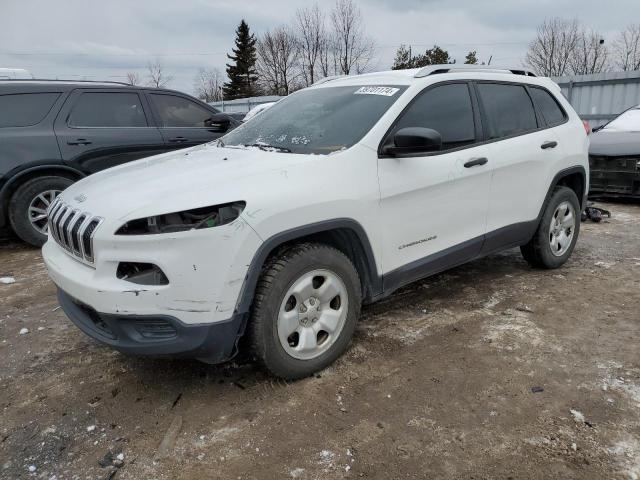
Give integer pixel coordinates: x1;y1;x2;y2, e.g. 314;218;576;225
1;0;638;94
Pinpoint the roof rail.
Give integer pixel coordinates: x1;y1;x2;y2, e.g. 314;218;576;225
414;64;537;78
0;78;132;86
312;75;348;86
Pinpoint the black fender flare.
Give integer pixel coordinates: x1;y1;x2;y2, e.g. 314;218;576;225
537;165;587;220
234;218;382;316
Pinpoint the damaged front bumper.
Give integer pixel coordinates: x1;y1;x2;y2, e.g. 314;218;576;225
42;215;262;362
57;288;244;362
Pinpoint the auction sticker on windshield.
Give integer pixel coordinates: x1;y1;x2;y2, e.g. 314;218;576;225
354;86;400;96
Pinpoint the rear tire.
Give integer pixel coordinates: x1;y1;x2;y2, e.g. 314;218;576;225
249;243;362;380
8;176;73;247
520;186;580;269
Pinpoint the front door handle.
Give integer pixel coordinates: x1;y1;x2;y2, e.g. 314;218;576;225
464;157;488;168
67;138;92;146
168;136;188;143
541;141;558;150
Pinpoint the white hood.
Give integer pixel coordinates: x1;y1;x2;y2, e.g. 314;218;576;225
60;143;310;223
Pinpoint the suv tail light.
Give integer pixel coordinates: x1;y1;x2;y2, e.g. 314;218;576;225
582;120;591;135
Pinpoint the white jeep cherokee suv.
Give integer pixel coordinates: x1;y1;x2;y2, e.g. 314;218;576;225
43;65;589;379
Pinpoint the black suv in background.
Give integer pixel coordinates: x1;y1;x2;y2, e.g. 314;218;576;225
0;80;240;246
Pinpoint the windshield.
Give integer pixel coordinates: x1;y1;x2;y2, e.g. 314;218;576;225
603;108;640;132
220;85;407;154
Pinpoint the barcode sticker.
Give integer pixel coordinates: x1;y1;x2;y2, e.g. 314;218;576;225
354;86;400;96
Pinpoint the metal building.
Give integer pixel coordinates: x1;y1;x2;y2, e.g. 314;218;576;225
552;70;640;128
209;95;283;114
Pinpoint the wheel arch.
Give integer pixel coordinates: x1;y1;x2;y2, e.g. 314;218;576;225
539;166;587;219
235;219;382;316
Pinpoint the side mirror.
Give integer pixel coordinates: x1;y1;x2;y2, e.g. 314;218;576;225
206;113;232;132
383;127;442;156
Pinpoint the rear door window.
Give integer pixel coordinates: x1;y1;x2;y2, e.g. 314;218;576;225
529;87;566;126
0;92;60;127
392;83;476;151
149;94;214;127
477;83;538;139
68;92;148;127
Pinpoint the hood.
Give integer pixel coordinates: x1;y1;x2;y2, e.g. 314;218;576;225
589;130;640;156
60;143;313;222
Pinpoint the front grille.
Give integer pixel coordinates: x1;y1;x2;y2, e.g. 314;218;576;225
47;199;103;264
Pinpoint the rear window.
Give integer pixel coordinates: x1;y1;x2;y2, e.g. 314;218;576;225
68;92;147;127
477;83;538;139
530;87;566;126
0;92;60;127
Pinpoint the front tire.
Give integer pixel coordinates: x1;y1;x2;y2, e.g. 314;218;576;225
8;176;73;247
520;186;580;269
249;243;362;380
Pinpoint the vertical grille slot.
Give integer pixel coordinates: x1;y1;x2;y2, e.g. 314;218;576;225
62;210;78;249
82;218;101;262
70;214;86;254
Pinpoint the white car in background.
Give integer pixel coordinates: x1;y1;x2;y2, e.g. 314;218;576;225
243;101;276;122
43;65;589;379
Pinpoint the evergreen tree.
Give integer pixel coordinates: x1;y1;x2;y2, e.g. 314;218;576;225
223;20;259;100
464;50;479;64
391;44;453;69
391;44;413;70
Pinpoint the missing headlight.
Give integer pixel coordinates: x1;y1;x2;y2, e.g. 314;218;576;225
115;201;246;235
117;262;169;286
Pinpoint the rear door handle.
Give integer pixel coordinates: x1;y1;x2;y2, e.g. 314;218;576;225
168;136;188;143
464;157;488;168
67;138;92;146
541;141;558;150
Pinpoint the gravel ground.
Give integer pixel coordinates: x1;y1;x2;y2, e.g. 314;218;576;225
1;201;639;480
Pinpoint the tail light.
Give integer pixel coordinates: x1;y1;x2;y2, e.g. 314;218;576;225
582;120;591;135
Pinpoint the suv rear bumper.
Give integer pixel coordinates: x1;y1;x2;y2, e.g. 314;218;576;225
57;288;245;363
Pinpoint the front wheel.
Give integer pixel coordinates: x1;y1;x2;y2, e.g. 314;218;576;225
249;243;362;380
520;186;581;269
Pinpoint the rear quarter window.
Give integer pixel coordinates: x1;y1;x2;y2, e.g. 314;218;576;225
0;92;61;127
529;87;567;126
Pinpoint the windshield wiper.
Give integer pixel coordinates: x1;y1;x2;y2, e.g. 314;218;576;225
243;143;292;153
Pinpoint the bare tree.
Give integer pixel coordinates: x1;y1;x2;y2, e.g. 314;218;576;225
193;68;223;102
525;18;580;76
570;29;608;75
295;3;328;86
256;27;300;95
330;0;375;75
613;24;640;71
146;59;172;88
125;71;141;86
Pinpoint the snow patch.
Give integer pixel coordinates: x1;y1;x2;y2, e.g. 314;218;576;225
570;409;585;423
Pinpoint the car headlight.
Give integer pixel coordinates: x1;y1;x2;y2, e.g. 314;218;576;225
115;201;246;235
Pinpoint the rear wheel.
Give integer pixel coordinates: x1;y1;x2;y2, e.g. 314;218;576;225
8;176;73;247
520;186;580;269
249;243;361;379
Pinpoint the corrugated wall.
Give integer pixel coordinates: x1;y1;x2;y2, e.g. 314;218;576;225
552;70;640;127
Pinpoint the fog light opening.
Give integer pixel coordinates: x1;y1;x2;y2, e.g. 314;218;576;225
116;262;169;286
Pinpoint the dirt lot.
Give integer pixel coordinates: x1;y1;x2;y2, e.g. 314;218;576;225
1;202;639;480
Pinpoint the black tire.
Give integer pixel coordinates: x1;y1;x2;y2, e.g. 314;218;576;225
249;243;362;380
8;176;73;247
520;186;581;269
